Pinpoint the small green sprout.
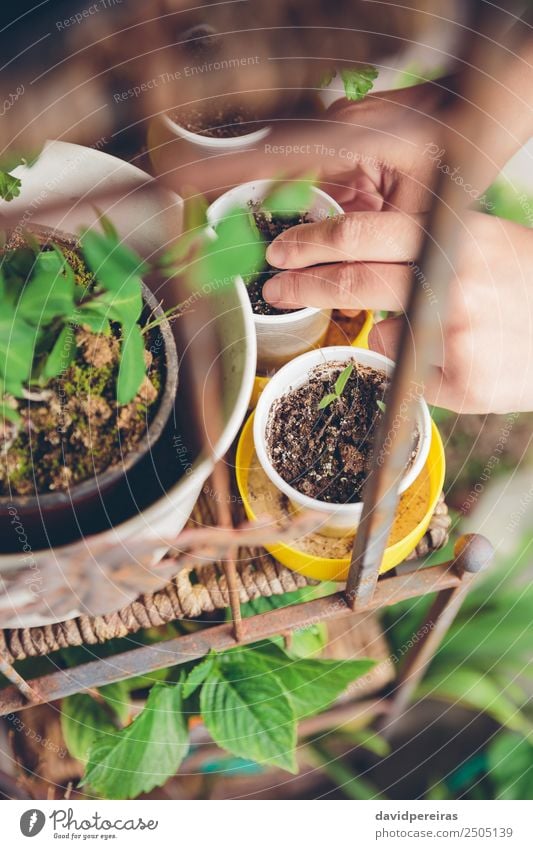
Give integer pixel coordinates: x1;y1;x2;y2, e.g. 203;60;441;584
320;66;378;101
376;399;387;414
318;362;354;411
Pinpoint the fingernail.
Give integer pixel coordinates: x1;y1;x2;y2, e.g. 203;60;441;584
266;239;286;267
262;278;281;304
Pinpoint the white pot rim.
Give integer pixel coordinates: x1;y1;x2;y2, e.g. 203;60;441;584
207;180;344;323
162;112;271;148
253;346;432;516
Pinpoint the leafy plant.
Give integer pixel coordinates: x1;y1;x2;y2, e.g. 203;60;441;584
382;533;533;733
0;150;42;202
320;66;378;101
0;222;152;421
73;642;374;799
318;362;354;410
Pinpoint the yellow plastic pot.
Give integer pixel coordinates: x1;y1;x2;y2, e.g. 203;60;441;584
236;413;445;581
249;309;374;410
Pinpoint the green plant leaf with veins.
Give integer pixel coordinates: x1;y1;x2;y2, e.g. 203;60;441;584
61;693;119;764
200;650;297;773
82;683;189;800
250;642;375;721
0;170;21;202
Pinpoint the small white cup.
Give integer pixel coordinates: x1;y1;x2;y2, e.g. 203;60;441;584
162;113;271;152
253;346;432;536
207;179;343;374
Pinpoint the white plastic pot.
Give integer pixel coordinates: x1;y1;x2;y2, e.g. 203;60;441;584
254;346;432;536
207;180;343;374
162;112;271;152
0;142;256;627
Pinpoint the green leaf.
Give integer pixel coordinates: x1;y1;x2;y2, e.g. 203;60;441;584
263;179;315;218
376;399;387;414
487;731;533;800
204;208;264;286
99;287;143;329
289;624;328;659
81;230;148;293
0;169;21;202
339;66;378;101
253;644;375;721
117;323;146;404
75;308;111;335
318;393;337;410
7;246;36;277
0;308;38;385
334;362;354;396
201;651;297;773
42;325;76;379
98;681;131;725
61;694;118;764
82;683;189;799
17;249;75;325
183;653;216;699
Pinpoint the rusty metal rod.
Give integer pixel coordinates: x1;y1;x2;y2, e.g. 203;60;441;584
345;1;496;610
0;553;467;716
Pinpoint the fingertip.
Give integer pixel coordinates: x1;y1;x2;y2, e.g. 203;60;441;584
262;277;282;305
265;239;287;268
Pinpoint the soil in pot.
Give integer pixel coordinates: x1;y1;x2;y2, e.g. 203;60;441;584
266;360;417;504
0;236;165;500
246;203;313;316
172;102;266;139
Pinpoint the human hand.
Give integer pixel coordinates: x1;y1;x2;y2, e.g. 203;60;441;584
262;209;533;414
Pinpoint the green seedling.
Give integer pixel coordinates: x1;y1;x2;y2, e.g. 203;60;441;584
318;362;354;410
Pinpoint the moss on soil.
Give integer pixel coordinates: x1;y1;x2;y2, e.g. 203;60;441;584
0;243;162;497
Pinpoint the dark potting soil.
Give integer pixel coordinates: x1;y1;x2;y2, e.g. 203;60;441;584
246;205;313;316
173;103;266;139
0;245;163;498
266;361;390;504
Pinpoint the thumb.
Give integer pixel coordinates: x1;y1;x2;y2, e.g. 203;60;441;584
368;316;403;359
